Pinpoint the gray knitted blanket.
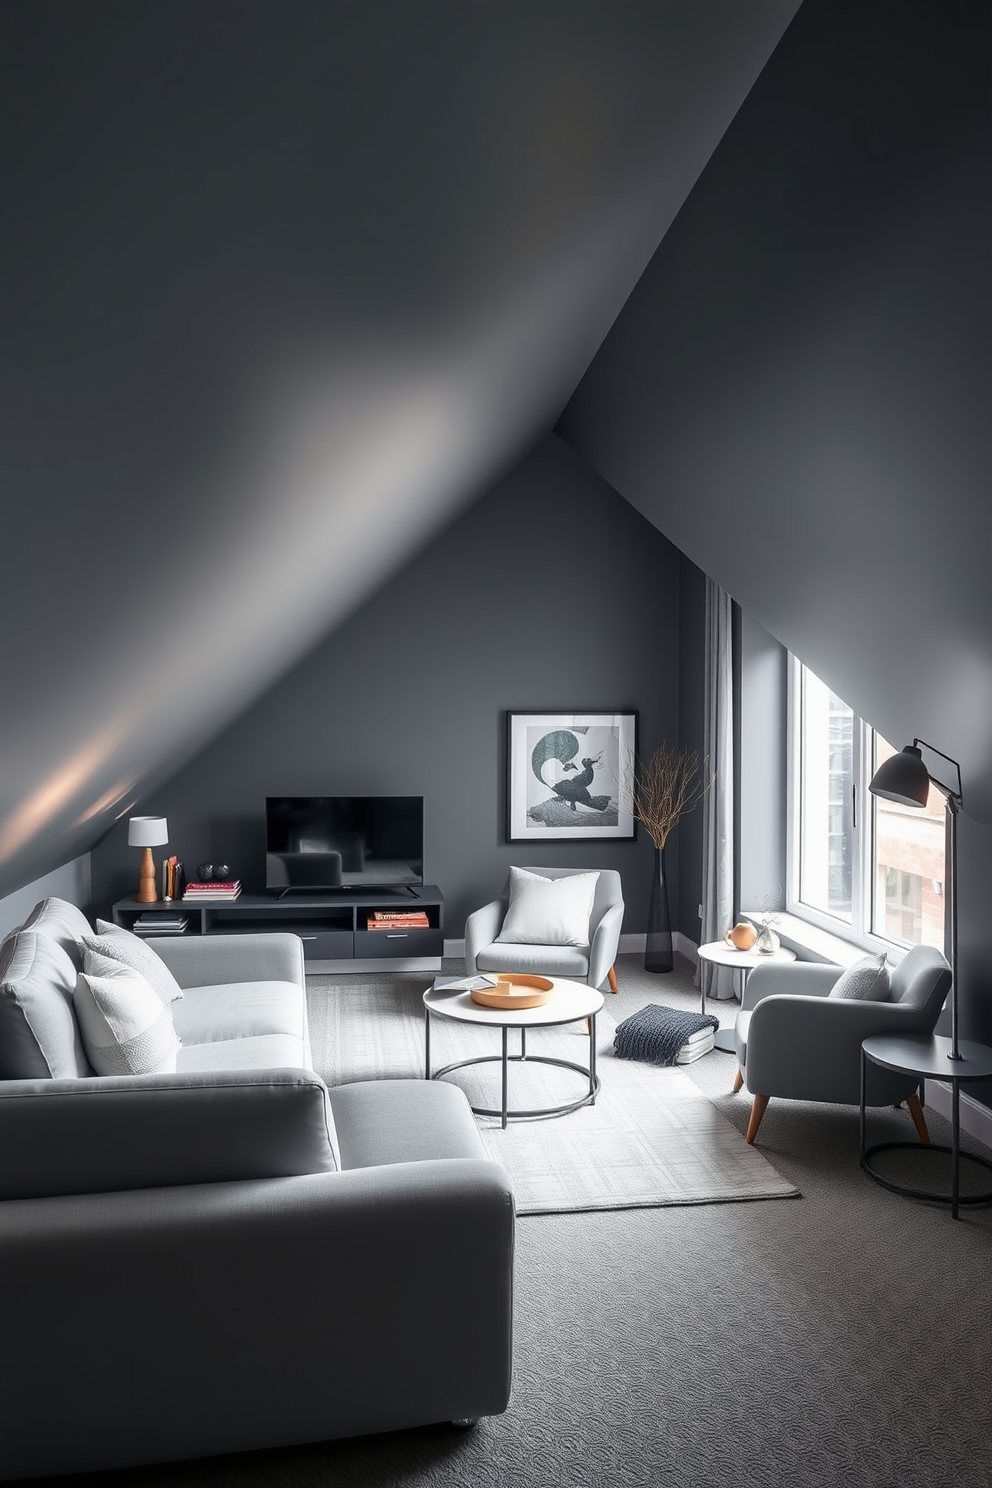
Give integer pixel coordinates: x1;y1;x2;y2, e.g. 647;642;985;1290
613;1004;719;1067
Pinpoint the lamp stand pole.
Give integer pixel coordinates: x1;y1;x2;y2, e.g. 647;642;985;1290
947;793;961;1061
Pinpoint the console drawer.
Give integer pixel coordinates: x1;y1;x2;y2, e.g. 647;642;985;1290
295;930;355;960
354;928;442;959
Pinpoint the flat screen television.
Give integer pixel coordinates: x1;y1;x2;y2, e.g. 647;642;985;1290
265;796;424;893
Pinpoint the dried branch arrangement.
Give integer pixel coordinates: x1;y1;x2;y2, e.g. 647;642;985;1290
630;742;714;849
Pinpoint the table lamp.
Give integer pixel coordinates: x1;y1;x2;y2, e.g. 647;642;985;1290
868;739;962;1060
128;816;169;904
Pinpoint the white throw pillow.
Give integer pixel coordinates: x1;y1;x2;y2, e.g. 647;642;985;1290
828;953;890;1002
73;965;181;1076
83;920;184;1006
495;868;600;947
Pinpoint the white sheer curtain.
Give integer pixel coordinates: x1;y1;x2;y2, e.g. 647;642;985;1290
697;576;735;1001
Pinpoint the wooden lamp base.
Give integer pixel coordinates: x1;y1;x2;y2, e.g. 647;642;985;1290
136;846;159;903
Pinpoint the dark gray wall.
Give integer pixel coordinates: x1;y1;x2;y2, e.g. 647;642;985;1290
0;0;799;900
91;436;702;937
558;0;992;1070
558;0;991;814
676;556;707;938
739;611;788;913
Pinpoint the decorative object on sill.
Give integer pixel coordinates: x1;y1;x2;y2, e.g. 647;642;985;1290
753;887;783;955
754;922;780;955
724;919;758;951
629;742;714;974
869;739;963;1061
128;816;169;904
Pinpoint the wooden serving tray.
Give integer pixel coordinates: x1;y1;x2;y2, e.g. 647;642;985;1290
470;974;555;1009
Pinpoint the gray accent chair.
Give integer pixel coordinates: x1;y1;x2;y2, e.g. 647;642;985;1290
464;866;624;993
733;943;951;1144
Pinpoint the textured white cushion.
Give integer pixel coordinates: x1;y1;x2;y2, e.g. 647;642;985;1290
83;920;184;1006
73;965;181;1076
495;867;599;947
0;929;93;1078
828;953;890;1002
23;897;93;971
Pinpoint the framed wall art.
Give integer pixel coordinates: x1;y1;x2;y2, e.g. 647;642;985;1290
506;711;637;842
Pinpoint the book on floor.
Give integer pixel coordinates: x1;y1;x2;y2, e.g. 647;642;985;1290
676;1030;716;1064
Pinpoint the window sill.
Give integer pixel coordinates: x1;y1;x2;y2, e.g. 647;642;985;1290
740;911;867;968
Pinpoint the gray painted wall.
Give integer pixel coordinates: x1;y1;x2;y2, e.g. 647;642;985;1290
0;0;799;901
558;0;991;816
90;436;704;941
676;556;707;938
0;855;91;942
739;611;788;913
558;0;992;1079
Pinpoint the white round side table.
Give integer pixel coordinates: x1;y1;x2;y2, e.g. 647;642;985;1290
696;940;797;1052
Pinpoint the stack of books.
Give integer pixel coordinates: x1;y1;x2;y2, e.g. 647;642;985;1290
675;1026;716;1065
160;855;185;901
132;912;189;936
366;909;430;931
182;879;242;901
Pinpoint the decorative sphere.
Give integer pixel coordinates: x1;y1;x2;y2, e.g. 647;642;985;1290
197;863;215;881
215;864;231;879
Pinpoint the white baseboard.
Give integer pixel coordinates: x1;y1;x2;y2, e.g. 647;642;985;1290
309;957;442;975
923;1081;992;1152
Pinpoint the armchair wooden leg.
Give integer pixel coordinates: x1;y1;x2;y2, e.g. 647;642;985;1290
745;1094;769;1145
906;1089;930;1144
606;965;618;994
732;1068;744;1094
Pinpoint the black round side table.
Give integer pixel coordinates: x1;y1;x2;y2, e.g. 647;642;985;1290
861;1033;992;1220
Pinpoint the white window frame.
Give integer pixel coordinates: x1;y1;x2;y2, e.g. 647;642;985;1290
785;655;909;957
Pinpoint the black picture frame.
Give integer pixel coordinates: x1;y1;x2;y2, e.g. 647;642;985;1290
506;711;637;842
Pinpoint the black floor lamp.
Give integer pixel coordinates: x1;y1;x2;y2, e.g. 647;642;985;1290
868;739;962;1061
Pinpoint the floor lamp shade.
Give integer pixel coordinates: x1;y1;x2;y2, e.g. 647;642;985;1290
128;816;168;903
869;739;963;1060
867;744;930;808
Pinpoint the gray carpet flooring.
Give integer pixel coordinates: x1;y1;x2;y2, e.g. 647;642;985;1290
38;954;992;1488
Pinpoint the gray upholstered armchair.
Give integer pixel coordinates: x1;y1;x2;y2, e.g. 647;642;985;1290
733;943;951;1145
464;867;624;993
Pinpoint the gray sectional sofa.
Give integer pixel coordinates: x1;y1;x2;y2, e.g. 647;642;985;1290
0;898;515;1481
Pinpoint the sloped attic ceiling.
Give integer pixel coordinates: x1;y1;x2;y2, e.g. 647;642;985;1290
0;0;802;897
559;0;992;818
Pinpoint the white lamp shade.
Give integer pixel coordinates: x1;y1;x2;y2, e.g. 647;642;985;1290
128;816;169;848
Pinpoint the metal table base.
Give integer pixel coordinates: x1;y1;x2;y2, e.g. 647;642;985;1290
426;1015;600;1129
860;1035;992;1221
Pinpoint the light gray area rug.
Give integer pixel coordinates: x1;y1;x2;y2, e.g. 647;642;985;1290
308;976;797;1213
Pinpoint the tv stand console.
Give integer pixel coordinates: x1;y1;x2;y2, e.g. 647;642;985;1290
112;886;445;973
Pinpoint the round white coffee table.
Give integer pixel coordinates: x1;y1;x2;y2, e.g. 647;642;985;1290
697;940;797;1051
423;977;604;1128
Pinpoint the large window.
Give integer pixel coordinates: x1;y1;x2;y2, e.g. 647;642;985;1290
788;660;945;952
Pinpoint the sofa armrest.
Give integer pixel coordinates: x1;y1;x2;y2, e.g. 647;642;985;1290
0;1160;515;1479
150;932;306;990
464;899;504;972
0;1067;337;1199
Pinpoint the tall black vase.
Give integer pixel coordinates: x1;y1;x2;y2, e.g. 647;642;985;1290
645;844;673;973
